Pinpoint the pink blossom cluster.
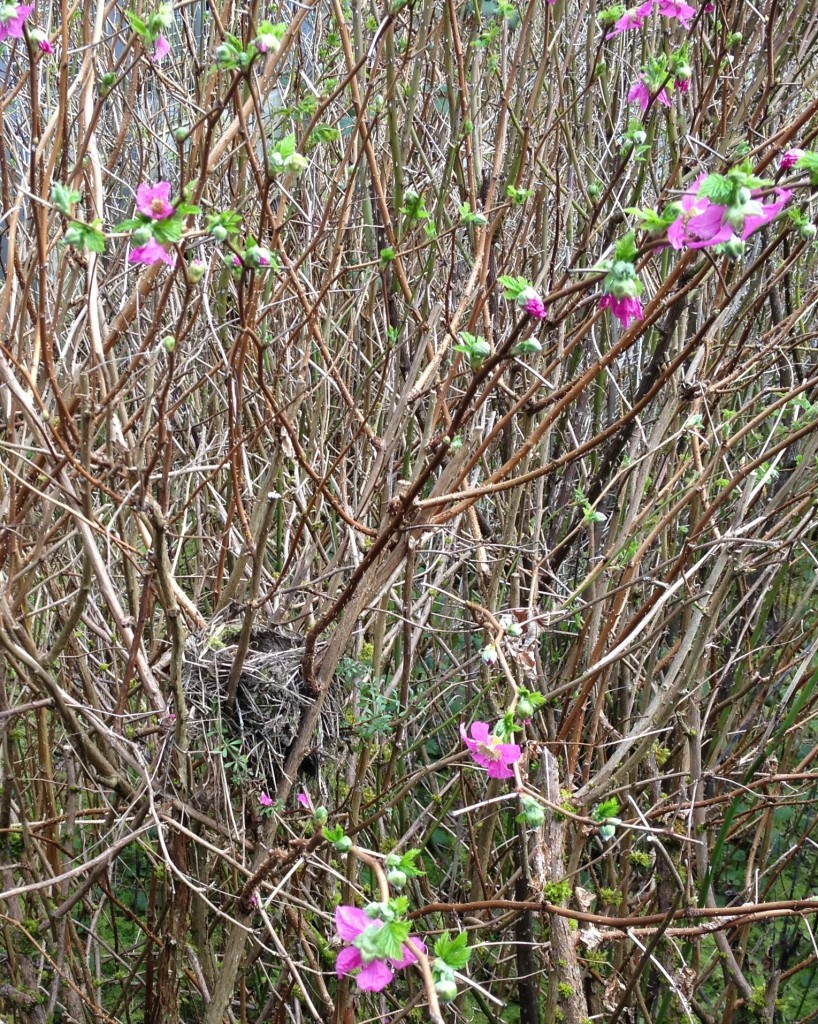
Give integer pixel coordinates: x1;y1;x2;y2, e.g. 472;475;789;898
607;0;697;38
667;176;792;251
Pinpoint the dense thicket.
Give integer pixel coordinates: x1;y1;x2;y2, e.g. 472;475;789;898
2;1;818;1022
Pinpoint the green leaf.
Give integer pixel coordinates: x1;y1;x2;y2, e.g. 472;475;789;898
373;920;411;961
307;124;341;147
592;797;620;821
497;274;531;300
697;173;735;206
397;849;424;878
434;931;472;970
52;183;81;216
152;215;184;244
613;230;638;263
321;824;345;843
115;218;144;232
796;151;818;185
125;10;148;39
175;203;200;216
83;220;106;254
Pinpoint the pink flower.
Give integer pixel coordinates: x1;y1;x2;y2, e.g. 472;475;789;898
523;294;547;319
129;238;175;266
780;148;804;171
136;181;174;220
0;1;32;40
297;790;313;810
656;0;697;25
335;906;425;993
153;34;170;61
628;78;672;111
38;36;53;52
667;177;792;250
460;721;521;779
259;792;274;808
599;293;644;329
675;77;690;92
606;1;654;37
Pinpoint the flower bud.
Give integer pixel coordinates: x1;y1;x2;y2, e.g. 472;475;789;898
799;222;817;240
721;236;746;258
435;979;458;1003
283;153;309;175
516;697;534;720
188;259;205;283
162;335;176;352
513;338;542;356
387;868;408;889
133;225;153;246
215;43;233;65
632;130;647;145
334;835;352;853
173;125;188;142
313;806;328;824
210;223;228;241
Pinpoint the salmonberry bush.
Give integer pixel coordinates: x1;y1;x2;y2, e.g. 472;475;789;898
2;0;818;1021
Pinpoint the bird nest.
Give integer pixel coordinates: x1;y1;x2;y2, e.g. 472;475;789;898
183;618;339;790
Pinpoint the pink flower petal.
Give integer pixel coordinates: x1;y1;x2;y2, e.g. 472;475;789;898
391;937;426;969
356;959;395;992
335;945;362;978
335;905;371;941
153;34;170;62
128;239;175;266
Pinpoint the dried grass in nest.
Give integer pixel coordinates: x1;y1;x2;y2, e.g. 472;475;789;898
184;618;339;791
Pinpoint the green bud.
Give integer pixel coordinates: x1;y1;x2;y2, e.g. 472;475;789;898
99;71;117;95
187;259;205;283
133;225;153;246
162;335;176;352
334;836;352;853
721;236;746;258
63;224;84;246
386;868;408;889
173;125;188;142
313;806;328;824
210;223;228;241
435;979;458;1003
512;338;542;356
516;697;534;720
799;223;817;240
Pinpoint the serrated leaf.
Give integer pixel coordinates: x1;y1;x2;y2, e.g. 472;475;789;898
434;930;472;970
116;218;144;232
697;174;734;206
614;230;637;263
592;796;620;821
398;849;425;877
374;920;410;961
83;221;106;254
152;216;184;244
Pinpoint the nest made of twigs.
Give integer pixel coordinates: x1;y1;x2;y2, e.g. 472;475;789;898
183;617;338;789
